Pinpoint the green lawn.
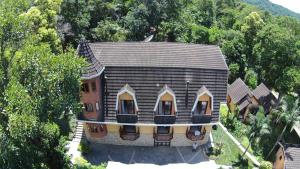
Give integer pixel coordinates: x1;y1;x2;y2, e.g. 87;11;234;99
210;125;254;168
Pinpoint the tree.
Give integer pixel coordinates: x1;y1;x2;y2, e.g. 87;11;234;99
91;20;127;42
0;1;84;168
242;109;270;157
254;24;298;96
267;96;300;158
244;69;258;90
241;12;264;68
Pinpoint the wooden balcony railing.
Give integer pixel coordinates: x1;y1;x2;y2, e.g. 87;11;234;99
154;114;176;124
119;127;140;141
186;128;206;141
153;128;174;141
116;111;138;123
191;114;212;124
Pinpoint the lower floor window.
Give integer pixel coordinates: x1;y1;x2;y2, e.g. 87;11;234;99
89;125;98;133
157;126;170;134
123;125;136;133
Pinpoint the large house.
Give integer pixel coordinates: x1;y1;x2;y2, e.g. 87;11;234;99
77;41;228;146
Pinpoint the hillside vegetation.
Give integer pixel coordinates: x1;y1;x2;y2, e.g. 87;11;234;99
243;0;300;20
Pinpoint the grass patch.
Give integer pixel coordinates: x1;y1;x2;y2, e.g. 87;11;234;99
210;125;254;168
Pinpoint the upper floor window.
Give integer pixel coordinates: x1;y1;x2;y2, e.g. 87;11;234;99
192;86;213;115
81;83;89;92
91;81;96;91
158;101;172;115
116;84;139;114
195;101;208;115
154;85;177;115
120;100;135;114
84;103;93;112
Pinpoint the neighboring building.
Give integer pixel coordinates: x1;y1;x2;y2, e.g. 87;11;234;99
227;78;253;120
77;41;228;146
274;143;300;169
252;83;278;114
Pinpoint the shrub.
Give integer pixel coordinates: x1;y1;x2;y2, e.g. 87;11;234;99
259;161;272;169
78;142;91;154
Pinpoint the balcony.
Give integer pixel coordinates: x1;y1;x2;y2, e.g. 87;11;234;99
119;127;140;141
186;128;206;141
154;114;176;124
153;128;173;141
191;114;212;124
116;111;138;123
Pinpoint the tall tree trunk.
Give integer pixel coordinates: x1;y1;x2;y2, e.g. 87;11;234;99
242;136;253;157
267;125;287;159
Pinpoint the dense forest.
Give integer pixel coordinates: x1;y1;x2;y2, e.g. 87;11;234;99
60;0;300;97
243;0;300;20
0;0;299;168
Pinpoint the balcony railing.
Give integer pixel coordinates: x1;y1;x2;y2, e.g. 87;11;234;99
191;114;212;124
116;111;138;123
186;128;206;141
154;114;176;124
119;128;140;141
153;128;174;141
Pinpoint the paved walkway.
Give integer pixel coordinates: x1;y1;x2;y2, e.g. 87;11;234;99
84;143;231;169
84;143;208;165
66;122;84;163
107;161;231;169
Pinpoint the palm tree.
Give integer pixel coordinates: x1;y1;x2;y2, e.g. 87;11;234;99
242;108;270;157
266;96;300;158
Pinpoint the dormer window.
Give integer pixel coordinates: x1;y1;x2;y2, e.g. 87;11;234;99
154;85;177;115
158;101;172;115
121;100;135;114
116;84;139;114
192;86;213;115
195;101;208;115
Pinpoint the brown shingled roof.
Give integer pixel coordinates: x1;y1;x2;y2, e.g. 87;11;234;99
285;145;300;169
88;42;228;70
77;41;104;79
253;83;277;113
253;83;271;100
228;78;252;104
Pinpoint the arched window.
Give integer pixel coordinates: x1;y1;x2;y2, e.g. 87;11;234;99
192;86;213;115
116;84;139;114
154;85;177;115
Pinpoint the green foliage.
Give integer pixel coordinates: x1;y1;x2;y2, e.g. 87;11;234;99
74;157;107;169
78;142;91;154
243;0;300;20
0;1;84;168
259;161;272;169
244;69;258;89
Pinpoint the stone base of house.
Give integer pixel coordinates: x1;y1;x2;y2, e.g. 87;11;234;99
84;124;212;147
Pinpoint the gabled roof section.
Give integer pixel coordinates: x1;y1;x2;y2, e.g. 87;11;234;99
192;86;214;111
88;42;228;70
228;78;252;104
154;85;177;112
77;40;104;79
253;83;272;100
284;144;300;169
